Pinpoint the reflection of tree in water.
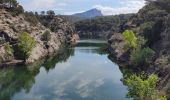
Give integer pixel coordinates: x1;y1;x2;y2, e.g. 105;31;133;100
76;42;106;47
108;54;140;82
108;54;148;79
76;42;109;55
108;54;134;74
95;45;109;55
0;46;75;100
0;67;38;100
42;47;75;71
0;43;108;100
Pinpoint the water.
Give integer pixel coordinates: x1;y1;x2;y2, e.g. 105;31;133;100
0;40;130;100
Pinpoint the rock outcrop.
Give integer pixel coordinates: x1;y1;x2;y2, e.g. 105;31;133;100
0;9;78;65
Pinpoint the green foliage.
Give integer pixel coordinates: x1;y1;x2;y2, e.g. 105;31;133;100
140;22;155;44
121;30;155;67
24;12;39;26
75;14;133;39
130;47;155;66
41;30;51;42
18;32;36;60
157;96;167;100
125;73;167;100
4;42;13;61
122;30;137;50
11;5;24;16
140;22;153;36
137;36;147;49
4;42;13;56
0;0;24;16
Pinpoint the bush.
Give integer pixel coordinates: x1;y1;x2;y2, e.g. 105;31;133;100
122;30;137;50
24;12;39;26
130;47;155;66
41;30;51;42
4;42;13;61
14;5;24;14
17;32;36;61
137;36;147;49
125;74;167;100
4;43;13;56
140;22;154;41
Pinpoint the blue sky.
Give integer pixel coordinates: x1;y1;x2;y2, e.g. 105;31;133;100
17;0;146;15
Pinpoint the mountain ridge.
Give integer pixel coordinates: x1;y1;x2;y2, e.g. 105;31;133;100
72;8;103;18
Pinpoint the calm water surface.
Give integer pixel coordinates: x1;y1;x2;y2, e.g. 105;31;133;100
0;40;130;100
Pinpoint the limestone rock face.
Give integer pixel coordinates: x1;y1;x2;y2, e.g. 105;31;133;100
0;9;78;64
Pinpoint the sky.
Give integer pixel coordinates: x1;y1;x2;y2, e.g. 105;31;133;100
17;0;146;15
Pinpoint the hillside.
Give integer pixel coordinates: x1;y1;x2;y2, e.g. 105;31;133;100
58;15;86;23
108;0;170;98
75;14;133;39
0;2;78;65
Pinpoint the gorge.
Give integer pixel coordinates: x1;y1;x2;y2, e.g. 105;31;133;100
0;0;170;100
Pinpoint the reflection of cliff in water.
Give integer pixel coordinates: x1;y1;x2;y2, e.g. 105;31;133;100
107;54;134;82
76;40;108;55
0;46;75;100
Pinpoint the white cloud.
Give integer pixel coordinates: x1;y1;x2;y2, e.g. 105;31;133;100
93;0;146;15
21;0;67;11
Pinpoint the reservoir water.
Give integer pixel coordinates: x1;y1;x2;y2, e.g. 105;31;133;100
0;40;130;100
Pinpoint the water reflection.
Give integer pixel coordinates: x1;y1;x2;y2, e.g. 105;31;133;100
0;47;75;100
42;47;75;71
0;40;129;100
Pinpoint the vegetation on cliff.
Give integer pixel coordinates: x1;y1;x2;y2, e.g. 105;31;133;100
75;14;133;39
122;30;137;49
125;73;166;100
0;0;24;16
17;32;36;61
0;0;78;64
108;0;170;98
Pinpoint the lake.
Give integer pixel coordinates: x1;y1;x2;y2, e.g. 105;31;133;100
0;40;130;100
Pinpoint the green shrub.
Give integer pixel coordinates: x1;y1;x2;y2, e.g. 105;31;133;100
137;36;147;49
14;5;24;14
155;56;169;66
4;42;13;61
4;43;13;56
130;47;155;66
41;30;51;42
140;22;154;42
0;37;5;44
122;30;137;50
18;32;36;61
125;74;167;100
24;12;39;26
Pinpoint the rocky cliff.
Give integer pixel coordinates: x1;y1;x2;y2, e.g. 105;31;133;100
0;8;78;65
108;0;170;97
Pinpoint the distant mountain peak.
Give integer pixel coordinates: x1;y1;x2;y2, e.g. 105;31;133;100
72;8;103;18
